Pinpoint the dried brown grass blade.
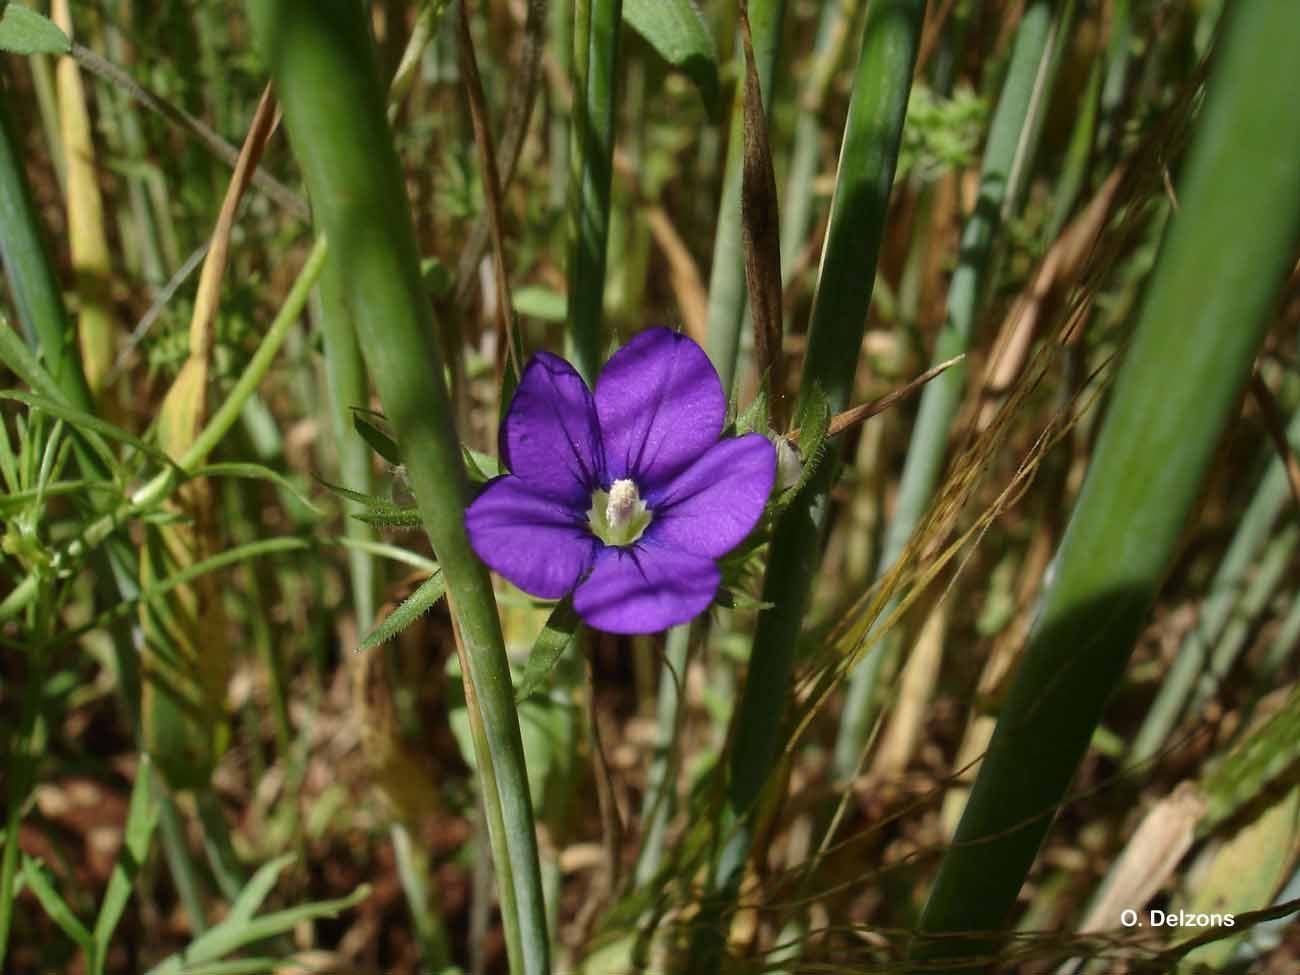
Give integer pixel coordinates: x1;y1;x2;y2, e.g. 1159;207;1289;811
788;354;965;442
737;1;785;426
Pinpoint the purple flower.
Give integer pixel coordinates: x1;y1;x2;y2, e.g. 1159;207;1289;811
466;328;776;634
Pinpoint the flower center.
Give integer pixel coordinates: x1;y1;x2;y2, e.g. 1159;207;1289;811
588;478;652;547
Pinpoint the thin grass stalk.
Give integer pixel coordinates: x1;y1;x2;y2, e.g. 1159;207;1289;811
688;4;925;970
832;0;1068;777
913;2;1300;965
703;0;787;398
1130;402;1300;765
246;6;550;973
565;0;623;383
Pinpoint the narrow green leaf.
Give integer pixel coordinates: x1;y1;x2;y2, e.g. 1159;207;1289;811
0;5;70;57
92;756;159;973
623;0;718;117
358;571;446;651
332;536;439;574
58;537;311;647
227;854;296;926
21;857;93;956
350;407;403;466
147;884;369;975
515;596;580;702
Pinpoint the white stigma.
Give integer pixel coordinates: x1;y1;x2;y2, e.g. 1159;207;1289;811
606;478;640;528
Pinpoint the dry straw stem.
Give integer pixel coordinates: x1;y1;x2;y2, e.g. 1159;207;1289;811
51;0;116;401
704;0;787;398
737;1;785;428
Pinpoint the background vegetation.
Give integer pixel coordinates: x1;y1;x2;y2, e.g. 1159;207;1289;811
2;0;1299;972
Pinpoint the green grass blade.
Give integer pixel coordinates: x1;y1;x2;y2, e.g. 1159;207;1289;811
246;5;551;972
21;857;95;959
514;597;580;702
913;1;1300;964
91;755;159;975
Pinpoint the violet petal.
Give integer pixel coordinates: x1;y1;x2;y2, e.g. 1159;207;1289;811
465;476;597;599
573;540;719;634
595;328;725;494
502;351;604;505
646;433;776;558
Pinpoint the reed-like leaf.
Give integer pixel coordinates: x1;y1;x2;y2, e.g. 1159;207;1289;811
914;2;1300;964
689;3;925;970
245;5;550;971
